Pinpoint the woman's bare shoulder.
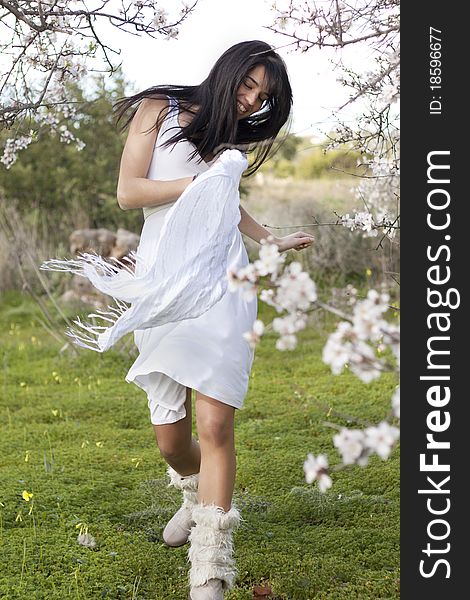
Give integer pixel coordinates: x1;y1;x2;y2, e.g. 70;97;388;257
137;95;170;119
126;95;171;139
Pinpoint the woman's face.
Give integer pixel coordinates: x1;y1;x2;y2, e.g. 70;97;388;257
236;64;271;119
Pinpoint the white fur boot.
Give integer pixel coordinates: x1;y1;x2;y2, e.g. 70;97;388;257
163;465;200;547
187;502;242;599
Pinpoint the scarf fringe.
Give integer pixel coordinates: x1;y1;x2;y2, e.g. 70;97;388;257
40;250;139;276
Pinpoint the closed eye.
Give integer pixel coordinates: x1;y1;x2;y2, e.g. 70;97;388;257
243;80;268;103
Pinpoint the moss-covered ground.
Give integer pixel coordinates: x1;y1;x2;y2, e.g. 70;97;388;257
0;291;399;599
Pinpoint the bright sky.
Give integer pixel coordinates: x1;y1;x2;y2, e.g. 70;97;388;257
101;0;371;139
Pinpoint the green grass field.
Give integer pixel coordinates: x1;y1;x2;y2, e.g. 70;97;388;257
0;291;399;599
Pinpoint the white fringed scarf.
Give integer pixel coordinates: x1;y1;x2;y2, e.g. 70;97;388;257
40;149;248;352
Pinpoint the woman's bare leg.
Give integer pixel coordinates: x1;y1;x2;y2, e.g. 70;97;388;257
152;387;201;476
195;391;236;512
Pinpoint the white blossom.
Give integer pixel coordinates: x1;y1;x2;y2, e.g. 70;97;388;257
353;155;400;241
352;290;389;342
227;264;258;298
272;312;307;336
40;112;60;126
339;210;397;238
260;288;277;307
243;319;264;348
58;125;75;144
152;7;169;27
303;453;332;493
322;321;355;374
322;291;392;382
333;428;367;465
0;133;34;169
254;240;285;277
253;319;264;336
165;28;179;40
275;334;297;351
275;261;317;312
349;341;383;383
364;421;400;459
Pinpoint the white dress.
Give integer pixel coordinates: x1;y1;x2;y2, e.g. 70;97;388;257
127;97;257;424
40;95;258;425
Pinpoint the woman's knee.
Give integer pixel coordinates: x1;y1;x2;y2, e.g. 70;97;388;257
154;421;192;460
196;393;235;447
198;421;234;448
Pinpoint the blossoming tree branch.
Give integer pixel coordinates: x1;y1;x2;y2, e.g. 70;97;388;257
269;0;400;251
229;234;400;492
228;0;400;491
0;0;198;167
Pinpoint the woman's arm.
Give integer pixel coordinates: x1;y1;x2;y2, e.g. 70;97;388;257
238;203;315;253
116;97;194;210
238;203;275;244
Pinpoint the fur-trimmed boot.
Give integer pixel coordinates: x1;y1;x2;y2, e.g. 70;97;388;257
163;465;200;547
187;502;242;599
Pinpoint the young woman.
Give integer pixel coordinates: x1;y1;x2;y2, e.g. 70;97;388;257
65;40;314;599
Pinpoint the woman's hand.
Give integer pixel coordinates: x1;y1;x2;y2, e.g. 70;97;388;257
273;232;315;253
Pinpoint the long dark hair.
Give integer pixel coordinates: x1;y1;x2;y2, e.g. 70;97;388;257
113;40;293;177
